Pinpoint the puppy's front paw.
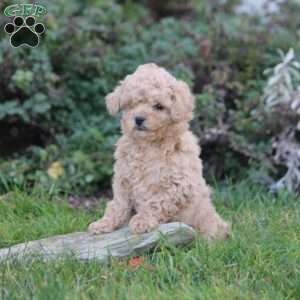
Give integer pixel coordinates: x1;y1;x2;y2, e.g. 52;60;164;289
129;214;159;234
88;218;115;234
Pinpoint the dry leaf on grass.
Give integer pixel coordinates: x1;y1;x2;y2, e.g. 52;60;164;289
128;256;144;268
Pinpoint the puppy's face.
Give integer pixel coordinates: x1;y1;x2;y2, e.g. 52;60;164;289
121;95;174;139
105;64;194;141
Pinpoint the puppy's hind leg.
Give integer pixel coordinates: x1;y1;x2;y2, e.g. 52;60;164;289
178;196;230;241
198;207;231;241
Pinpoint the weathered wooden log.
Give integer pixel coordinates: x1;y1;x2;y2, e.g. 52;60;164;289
0;222;195;262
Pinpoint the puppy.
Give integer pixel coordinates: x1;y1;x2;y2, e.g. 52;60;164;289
89;63;230;240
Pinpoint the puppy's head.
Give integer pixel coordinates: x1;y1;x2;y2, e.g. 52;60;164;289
106;63;194;141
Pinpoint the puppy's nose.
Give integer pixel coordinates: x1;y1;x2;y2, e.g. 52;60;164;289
135;116;145;127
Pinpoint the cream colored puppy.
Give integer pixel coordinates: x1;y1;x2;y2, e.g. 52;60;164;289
89;63;230;240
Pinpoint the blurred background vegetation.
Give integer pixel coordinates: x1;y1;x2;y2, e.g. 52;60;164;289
0;0;300;197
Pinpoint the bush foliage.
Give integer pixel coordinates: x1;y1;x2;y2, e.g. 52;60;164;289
0;0;300;194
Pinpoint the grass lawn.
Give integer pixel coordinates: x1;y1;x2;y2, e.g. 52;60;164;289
0;182;299;300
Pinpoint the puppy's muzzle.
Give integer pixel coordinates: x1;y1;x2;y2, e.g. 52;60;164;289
135;116;147;131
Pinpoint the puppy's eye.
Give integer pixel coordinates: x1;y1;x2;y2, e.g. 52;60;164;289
153;103;165;111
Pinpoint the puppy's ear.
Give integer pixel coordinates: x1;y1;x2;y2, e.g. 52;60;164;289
105;84;123;115
170;80;194;122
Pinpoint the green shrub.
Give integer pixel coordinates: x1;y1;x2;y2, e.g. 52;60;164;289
1;0;300;194
0;1;199;194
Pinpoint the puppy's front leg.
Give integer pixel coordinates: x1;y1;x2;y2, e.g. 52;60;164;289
129;193;183;234
89;171;132;234
88;198;132;234
129;212;160;234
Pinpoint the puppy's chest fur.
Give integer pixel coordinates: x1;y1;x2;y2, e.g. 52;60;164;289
115;138;171;195
113;133;202;210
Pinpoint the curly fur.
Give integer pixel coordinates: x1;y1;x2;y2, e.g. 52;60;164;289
89;63;230;240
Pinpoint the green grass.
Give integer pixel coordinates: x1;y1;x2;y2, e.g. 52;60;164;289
0;182;300;300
